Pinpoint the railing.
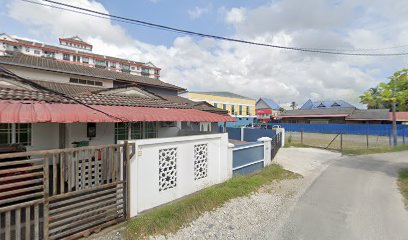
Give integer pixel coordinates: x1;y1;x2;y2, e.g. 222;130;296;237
0;143;134;240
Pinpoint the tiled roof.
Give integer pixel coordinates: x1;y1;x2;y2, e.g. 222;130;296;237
257;98;280;109
0;53;185;91
31;80;103;95
281;108;355;117
300;99;355;109
347;109;389;120
189;91;254;100
0;87;187;108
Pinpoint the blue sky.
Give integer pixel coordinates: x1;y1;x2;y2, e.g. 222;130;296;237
2;0;408;108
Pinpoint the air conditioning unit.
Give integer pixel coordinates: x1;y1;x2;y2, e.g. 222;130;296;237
161;121;177;127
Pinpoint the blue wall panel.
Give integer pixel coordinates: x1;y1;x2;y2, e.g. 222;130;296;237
233;144;264;168
244;128;277;142
227;127;241;141
273;123;408;136
233;162;263;175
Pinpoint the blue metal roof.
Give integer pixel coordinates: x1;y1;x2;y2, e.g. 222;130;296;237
300;99;355;109
258;98;280;109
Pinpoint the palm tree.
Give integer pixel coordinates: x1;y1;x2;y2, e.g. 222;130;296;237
290;101;296;110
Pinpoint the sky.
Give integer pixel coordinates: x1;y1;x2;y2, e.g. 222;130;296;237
1;0;408;108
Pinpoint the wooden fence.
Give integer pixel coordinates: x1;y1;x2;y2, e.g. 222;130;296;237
0;143;134;240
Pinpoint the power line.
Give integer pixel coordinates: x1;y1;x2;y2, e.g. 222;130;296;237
16;0;408;57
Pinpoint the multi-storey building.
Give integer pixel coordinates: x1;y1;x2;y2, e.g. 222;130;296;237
0;33;161;79
182;91;256;127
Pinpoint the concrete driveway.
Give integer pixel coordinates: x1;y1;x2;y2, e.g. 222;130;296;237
273;150;408;240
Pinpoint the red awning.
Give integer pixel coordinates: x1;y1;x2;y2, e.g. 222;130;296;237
0;100;236;123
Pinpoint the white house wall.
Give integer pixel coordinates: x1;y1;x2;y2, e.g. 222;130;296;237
30;123;60;151
65;123;115;148
125;133;231;216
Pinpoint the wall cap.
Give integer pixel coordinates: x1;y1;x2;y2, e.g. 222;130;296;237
257;137;272;142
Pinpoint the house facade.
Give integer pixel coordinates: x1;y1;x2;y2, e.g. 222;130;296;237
0;33;160;79
182;91;257;127
256;98;281;123
0;53;234;151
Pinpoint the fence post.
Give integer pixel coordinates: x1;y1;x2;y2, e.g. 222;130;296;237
123;141;130;220
366;134;369;149
340;134;343;151
227;143;235;178
301;130;304;145
43;155;50;240
240;127;245;142
403;128;406;144
258;137;272;166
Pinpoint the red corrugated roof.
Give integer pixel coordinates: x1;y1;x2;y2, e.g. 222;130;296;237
390;112;408;121
0;100;236;123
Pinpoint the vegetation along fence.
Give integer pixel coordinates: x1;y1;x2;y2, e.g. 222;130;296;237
0;143;134;240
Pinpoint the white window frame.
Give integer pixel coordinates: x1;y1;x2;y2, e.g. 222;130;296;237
0;123;32;146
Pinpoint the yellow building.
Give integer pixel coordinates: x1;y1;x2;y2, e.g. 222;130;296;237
182;91;256;126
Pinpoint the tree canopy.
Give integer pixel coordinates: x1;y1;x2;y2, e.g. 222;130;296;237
360;69;408;111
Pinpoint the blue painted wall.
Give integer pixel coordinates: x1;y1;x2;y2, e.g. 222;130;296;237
243;128;277;142
272;123;408;136
232;143;264;175
227;127;241;140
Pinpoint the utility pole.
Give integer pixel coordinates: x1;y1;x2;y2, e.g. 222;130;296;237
391;101;398;146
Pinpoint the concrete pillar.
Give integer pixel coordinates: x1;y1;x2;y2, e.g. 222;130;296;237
240;126;245;141
276;128;285;147
227;143;235;178
258;137;272;166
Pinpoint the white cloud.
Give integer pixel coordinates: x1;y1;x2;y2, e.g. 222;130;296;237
187;6;209;19
5;0;408;109
225;7;245;24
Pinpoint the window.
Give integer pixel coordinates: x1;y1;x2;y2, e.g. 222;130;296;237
0;123;31;146
78;79;87;85
114;122;155;143
25;47;30;52
94;81;103;86
231;105;235;114
73;55;81;62
239;105;243;115
15;124;31;146
111;62;117;68
0;123;12;145
141;67;149;73
214;103;218;108
154;69;159;75
95;60;107;68
69;78;79;84
34;50;41;55
130;66;135;70
144;122;157;138
63;53;70;61
82;57;89;64
246;106;250;115
223;104;226;110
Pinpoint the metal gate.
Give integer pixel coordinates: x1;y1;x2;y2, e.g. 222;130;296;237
271;132;282;159
0;143;134;240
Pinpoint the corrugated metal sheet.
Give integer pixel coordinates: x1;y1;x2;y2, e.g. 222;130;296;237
0;100;236;123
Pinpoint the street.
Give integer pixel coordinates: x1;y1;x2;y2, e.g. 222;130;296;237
273;150;408;240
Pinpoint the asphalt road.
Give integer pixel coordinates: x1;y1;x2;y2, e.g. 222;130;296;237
274;151;408;240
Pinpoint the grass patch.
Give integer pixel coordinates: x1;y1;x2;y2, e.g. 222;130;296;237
398;168;408;207
284;142;313;148
126;164;299;239
341;144;408;155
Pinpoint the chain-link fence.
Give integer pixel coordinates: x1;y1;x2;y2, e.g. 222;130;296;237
286;131;407;150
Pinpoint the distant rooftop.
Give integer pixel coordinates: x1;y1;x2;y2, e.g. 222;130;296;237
189;91;254;100
256;98;280;109
300;99;355;109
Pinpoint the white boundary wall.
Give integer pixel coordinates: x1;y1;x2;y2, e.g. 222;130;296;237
125;133;231;217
